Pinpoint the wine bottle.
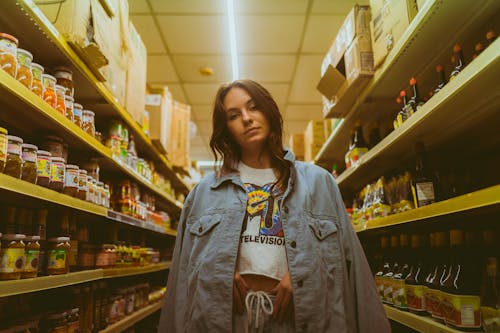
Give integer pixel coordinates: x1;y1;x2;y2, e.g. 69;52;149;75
486;29;497;46
472;42;485;60
408;77;424;113
449;44;465;81
434;65;446;94
412;142;437;207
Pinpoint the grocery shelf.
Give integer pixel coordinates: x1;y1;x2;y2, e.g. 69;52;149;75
103;262;171;279
335;38;500;191
384;305;461;333
107;210;177;236
315;0;500;167
1;0;189;194
355;184;500;233
99;301;162;333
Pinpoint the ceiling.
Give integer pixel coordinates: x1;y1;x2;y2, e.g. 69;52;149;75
129;0;368;161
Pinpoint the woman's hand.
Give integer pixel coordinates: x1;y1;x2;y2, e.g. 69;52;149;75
233;271;249;314
270;271;294;322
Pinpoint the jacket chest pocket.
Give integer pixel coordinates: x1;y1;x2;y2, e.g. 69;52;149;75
187;213;222;272
308;218;341;272
189;213;222;236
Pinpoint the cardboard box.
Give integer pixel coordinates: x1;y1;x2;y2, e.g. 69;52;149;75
125;22;147;125
305;120;326;143
288;133;305;161
169;101;191;168
370;0;418;68
146;87;173;152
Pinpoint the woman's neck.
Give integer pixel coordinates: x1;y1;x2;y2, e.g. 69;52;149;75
240;149;272;169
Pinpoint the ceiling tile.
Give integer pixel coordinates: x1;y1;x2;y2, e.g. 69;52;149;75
238;15;305;53
149;0;225;13
149;83;188;103
128;0;150;14
311;0;368;14
262;83;289;107
172;55;231;82
235;0;308;14
239;55;297;82
196;120;213;136
147;55;179;82
289;55;323;103
283;120;310;136
157;15;229;53
184;83;221;104
191;104;213;121
302;15;344;53
130;15;166;53
284;105;323;120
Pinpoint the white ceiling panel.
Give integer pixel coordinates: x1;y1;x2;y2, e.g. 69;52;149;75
283;120;310;136
302;15;344;53
191;104;213;121
285;105;323;120
184;83;222;104
239;55;297;82
262;84;289;106
147;55;179;83
128;0;150;14
235;0;308;14
172;55;231;83
311;0;367;14
130;15;166;53
196;120;213;135
149;0;225;13
289;55;323;103
157;15;229;54
238;15;305;53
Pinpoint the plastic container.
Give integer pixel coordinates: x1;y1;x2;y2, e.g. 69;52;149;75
0;127;7;172
55;84;67;116
4;135;23;178
49;157;65;192
73;103;83;128
63;164;79;197
47;236;70;275
21;235;40;279
36;150;51;187
42;74;57;108
31;62;44;97
53;67;74;97
21;143;38;183
0;32;18;77
64;95;74;122
0;234;26;280
82;110;96;137
41;135;64;158
16;48;33;89
77;169;88;200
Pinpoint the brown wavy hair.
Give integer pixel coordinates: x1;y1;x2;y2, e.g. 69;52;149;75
210;80;291;188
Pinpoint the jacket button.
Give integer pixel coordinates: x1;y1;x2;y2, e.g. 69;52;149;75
198;226;203;233
284;206;289;214
290;241;296;248
297;280;303;288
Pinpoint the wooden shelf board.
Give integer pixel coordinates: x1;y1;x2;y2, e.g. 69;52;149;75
103;262;171;279
384;305;462;333
99;301;162;333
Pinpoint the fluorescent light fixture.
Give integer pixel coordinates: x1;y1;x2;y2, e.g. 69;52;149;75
226;0;239;80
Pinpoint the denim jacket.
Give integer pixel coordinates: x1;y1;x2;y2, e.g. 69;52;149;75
158;151;390;333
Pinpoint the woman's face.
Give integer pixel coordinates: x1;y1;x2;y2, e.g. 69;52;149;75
223;87;271;152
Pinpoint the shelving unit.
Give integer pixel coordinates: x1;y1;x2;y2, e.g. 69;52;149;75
99;301;162;333
0;262;171;298
384;305;461;333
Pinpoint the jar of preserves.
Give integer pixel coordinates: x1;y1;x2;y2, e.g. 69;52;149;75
21;143;38;183
66;308;80;333
96;244;116;269
0;33;18;77
73;103;83;128
104;184;110;208
55;84;67;116
0;127;7;172
91;178;98;204
31;62;44;97
96;181;104;206
16;48;33;89
4;135;23;178
63;164;79;197
83;158;99;181
43;312;67;333
49;157;65;192
86;176;95;203
41;135;64;158
21;235;40;279
64;95;74;122
77;169;88;200
106;135;121;156
42;74;57;108
62;142;68;163
47;236;70;275
0;233;26;280
82;110;96;137
36;150;51;187
77;243;95;270
53;67;74;97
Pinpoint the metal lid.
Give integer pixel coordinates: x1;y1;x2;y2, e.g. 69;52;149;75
31;62;44;72
21;143;38;150
16;48;33;60
0;32;18;44
7;135;23;143
79;169;88;174
64;95;74;102
48;236;70;242
82;110;95;116
37;150;51;157
0;127;7;135
55;84;67;92
42;73;56;81
66;164;79;170
51;157;65;163
53;66;73;75
73;103;83;110
2;234;26;241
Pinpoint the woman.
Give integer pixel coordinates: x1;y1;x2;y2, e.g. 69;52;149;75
158;80;390;332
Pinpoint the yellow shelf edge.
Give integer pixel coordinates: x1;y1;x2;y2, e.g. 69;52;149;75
102;261;171;279
384;305;461;333
99;301;162;333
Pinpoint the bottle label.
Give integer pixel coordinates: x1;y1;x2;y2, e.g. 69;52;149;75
481;306;500;331
25;249;40;272
7;141;21;155
37;156;51;178
383;281;393;304
22;149;37;163
67;321;79;333
442;292;481;328
48;249;67;269
0;134;7;162
406;284;426;312
0;38;16;56
0;248;25;273
392;279;407;309
65;168;79;188
430;289;446;320
350;147;369;166
50;162;65;182
416;182;435;206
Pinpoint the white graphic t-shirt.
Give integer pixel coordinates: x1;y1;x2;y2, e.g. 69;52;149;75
236;162;288;281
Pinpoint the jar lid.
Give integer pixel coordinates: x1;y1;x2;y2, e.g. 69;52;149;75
83;110;95;116
102;244;116;249
7;135;23;143
42;73;57;81
37;150;51;157
44;135;63;142
66;164;79;170
2;234;26;241
51;157;65;163
0;127;7;135
26;235;41;241
97;181;104;186
0;32;19;45
64;95;74;102
104;184;110;189
31;62;44;72
73;103;83;110
21;143;38;150
53;66;73;75
55;84;67;92
48;236;70;242
17;48;33;60
79;169;88;174
86;175;93;181
70;308;79;314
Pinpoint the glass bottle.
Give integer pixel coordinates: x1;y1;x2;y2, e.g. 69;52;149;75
30;63;44;97
486;30;497;46
434;65;447;94
55;84;67;116
382;235;399;305
472;42;485;60
428;231;449;322
368;122;381;148
374;236;390;302
449;44;465;81
406;234;427;315
412;142;437;207
480;230;499;333
392;234;411;310
42;74;58;108
408;77;424;113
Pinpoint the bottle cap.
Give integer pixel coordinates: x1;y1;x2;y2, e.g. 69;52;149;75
474;42;485;52
409;77;417;85
396;97;401;104
453;44;462;52
399;90;406;97
436;64;443;72
486;30;497;40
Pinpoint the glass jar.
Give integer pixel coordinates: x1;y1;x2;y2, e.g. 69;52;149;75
64;95;74;122
47;236;70;275
106;135;121;156
63;164;79;197
83;158;99;181
55;84;67;116
21;235;40;279
21;143;38;183
73;103;83;128
125;287;136;315
77;243;95;270
0;32;18;77
49;157;65;192
108;121;124;140
66;308;79;333
96;181;104;206
4;135;23;178
36;150;51;187
86;176;95;203
62;142;68;163
0;127;7;173
53;67;74;97
42;74;57;108
16;48;33;89
95;244;116;269
43;312;67;333
77;169;88;200
104;184;110;208
41;135;64;158
31;62;44;97
82;110;96;137
0;233;26;280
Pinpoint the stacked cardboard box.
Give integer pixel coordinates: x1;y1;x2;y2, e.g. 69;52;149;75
169;102;191;169
304;121;326;162
288;134;305;161
146;87;174;154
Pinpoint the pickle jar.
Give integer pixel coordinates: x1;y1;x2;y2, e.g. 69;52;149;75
0;33;18;77
21;143;38;183
73;103;83;128
49;157;65;192
82;110;96;137
41;135;64;158
55;84;67;116
21;235;40;279
36;150;51;187
64;95;74;122
53;66;74;97
42;74;57;108
4;135;23;178
0;127;7;173
77;169;88;200
91;179;98;205
31;62;44;97
63;164;79;197
47;236;70;275
0;233;26;280
16;48;33;89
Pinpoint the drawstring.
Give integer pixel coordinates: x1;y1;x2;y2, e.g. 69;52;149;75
245;291;274;332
